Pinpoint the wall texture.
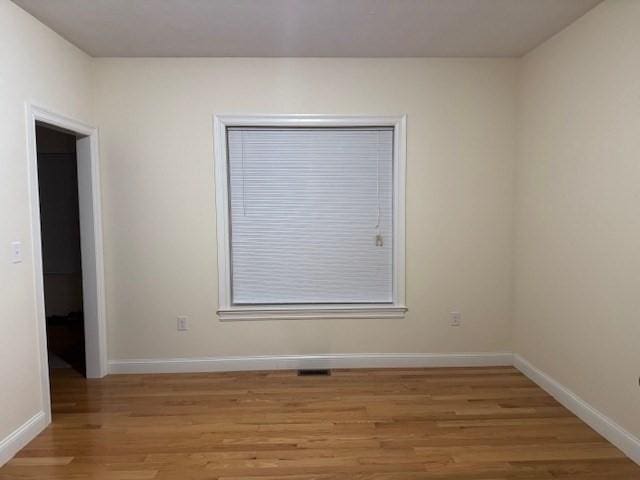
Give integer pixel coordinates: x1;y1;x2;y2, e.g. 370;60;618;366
0;0;93;441
92;58;518;361
514;0;640;438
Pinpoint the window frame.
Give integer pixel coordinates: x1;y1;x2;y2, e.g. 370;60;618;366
213;114;407;321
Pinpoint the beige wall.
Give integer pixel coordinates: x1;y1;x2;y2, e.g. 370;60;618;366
93;58;518;361
0;0;93;440
514;0;640;438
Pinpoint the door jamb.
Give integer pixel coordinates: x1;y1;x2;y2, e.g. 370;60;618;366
25;103;107;424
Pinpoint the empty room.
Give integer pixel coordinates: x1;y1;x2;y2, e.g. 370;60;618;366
1;0;639;478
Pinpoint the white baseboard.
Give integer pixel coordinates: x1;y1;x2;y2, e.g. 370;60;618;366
0;411;47;467
514;354;640;465
109;352;513;374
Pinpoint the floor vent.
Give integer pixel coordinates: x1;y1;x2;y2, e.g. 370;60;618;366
297;369;331;376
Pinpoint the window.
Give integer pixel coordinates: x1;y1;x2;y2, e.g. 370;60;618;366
214;115;406;320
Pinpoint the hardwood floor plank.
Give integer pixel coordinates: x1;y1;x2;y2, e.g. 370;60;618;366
0;366;638;479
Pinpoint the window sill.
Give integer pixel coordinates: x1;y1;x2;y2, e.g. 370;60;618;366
217;305;408;321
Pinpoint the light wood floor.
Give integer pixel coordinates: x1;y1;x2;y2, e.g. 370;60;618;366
1;366;639;479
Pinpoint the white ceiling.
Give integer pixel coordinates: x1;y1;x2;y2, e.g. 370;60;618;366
12;0;602;58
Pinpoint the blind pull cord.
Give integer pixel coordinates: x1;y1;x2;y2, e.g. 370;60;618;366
375;130;384;247
241;129;247;216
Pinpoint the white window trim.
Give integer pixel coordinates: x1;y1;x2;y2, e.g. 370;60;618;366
213;114;407;321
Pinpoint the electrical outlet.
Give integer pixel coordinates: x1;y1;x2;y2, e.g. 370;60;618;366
450;311;461;327
177;316;188;331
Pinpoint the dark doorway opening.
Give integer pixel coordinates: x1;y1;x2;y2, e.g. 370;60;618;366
36;124;86;377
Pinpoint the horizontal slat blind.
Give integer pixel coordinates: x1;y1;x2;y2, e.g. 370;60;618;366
227;127;393;305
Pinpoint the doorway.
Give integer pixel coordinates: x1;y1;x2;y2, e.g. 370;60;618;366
36;125;86;376
26;104;107;423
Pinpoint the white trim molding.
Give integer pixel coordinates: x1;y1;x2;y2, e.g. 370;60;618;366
514;355;640;465
25;102;108;397
213;114;407;321
109;352;513;374
0;412;47;467
218;305;407;321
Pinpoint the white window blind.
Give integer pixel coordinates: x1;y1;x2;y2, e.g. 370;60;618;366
227;127;394;305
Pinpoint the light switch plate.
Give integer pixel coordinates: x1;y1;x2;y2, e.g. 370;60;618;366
11;241;22;263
